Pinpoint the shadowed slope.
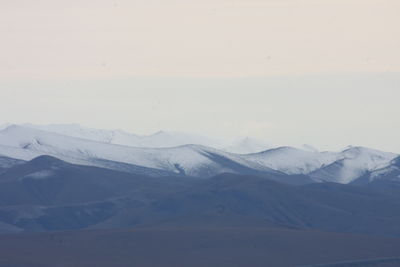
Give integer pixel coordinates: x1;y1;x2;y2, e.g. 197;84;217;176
97;174;400;237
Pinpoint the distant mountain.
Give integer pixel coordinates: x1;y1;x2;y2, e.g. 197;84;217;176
23;123;220;148
352;156;400;185
22;123;272;154
243;146;339;174
0;125;279;178
0;124;397;183
244;146;397;184
310;147;397;183
24;123;142;145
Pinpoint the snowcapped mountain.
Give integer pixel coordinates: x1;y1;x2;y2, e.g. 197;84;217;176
243;146;397;183
0;125;277;178
0;124;397;183
22;123;271;154
309;146;398;184
23;123;141;145
352;156;400;184
243;146;339;175
0;123;12;131
23;123;223;148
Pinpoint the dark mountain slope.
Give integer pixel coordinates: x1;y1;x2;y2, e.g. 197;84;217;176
0;155;25;174
0;156;197;232
0;155;193;206
99;174;400;237
2;158;400;237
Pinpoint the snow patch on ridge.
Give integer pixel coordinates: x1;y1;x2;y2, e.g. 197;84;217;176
21;170;55;180
244;147;339;174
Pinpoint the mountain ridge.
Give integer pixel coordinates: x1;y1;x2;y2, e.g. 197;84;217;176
0;124;397;184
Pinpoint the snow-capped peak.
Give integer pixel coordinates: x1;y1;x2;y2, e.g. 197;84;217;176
309;146;398;184
0;125;276;177
19;123;272;154
243;146;339;175
0;123;12;131
22;123;140;145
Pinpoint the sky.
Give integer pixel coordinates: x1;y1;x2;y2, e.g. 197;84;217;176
0;0;399;152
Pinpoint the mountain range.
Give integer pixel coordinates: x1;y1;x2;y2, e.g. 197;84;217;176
1;124;400;266
1;154;400;237
0;123;397;184
21;123;273;154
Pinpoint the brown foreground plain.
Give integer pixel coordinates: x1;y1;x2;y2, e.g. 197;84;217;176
0;226;400;267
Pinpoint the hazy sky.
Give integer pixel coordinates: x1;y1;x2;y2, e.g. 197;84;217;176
1;0;399;152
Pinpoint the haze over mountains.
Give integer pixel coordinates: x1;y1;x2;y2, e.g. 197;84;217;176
21;123;273;154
